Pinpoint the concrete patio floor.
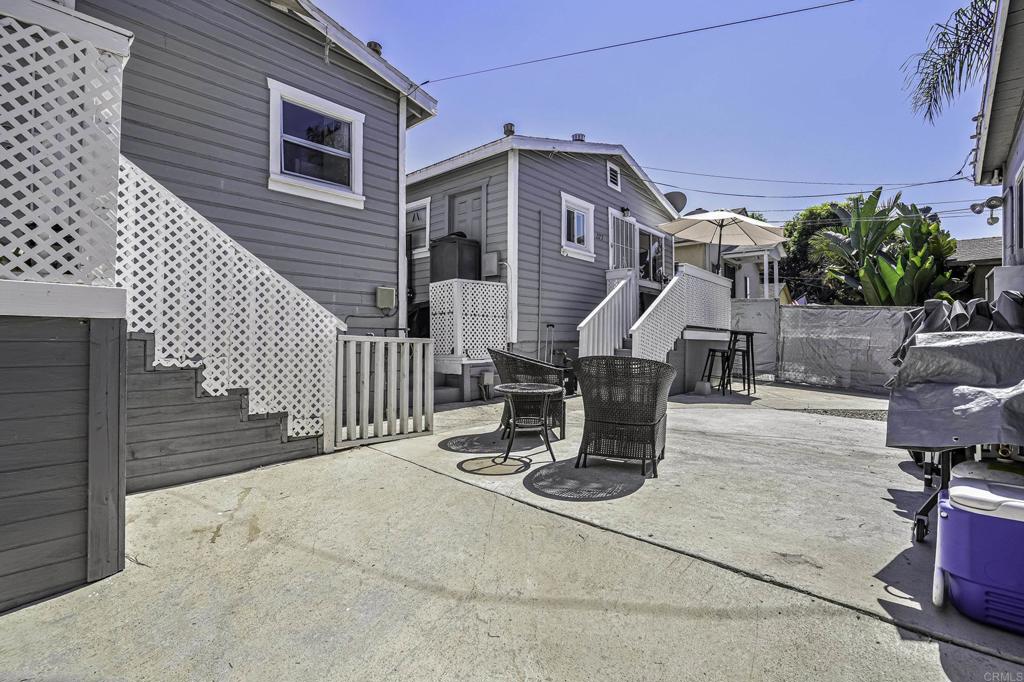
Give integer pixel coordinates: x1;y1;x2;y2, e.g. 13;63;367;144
0;383;1021;680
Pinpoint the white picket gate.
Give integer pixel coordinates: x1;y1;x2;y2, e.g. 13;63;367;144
335;336;434;447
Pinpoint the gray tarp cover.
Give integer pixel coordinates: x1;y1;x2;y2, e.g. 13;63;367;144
886;332;1024;448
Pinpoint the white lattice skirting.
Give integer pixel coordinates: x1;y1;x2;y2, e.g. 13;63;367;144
430;278;508;359
116;158;341;437
0;15;123;285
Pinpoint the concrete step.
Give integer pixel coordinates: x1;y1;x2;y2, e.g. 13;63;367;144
433;385;462;405
614;348;632;358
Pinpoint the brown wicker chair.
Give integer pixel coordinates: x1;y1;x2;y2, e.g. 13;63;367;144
574;356;676;478
488;349;566;439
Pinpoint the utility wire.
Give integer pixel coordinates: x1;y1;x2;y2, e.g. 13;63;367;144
418;0;858;85
653;177;968;199
644;166;967;187
753;199;983;212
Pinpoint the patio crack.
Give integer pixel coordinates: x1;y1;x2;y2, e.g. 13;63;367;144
370;446;1024;668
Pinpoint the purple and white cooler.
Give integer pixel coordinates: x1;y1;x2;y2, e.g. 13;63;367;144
933;460;1024;634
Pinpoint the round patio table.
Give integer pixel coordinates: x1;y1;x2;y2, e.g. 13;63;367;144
494;382;563;463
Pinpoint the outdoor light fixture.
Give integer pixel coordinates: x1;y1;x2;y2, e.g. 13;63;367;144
621;206;630;218
971;196;1003;225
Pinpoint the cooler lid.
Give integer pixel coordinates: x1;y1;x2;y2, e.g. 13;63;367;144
949;477;1024;522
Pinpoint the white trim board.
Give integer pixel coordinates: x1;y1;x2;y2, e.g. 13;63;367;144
409;135;679;220
506;149;520;343
973;0;1012;183
0;281;127;319
560;191;596;262
397;95;408;334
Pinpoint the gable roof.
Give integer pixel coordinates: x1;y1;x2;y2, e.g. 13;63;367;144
948;236;1003;264
270;0;437;126
974;0;1024;183
408;135;679;218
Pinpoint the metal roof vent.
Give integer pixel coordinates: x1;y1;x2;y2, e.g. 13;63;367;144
571;132;586;142
367;41;383;56
503;122;515;136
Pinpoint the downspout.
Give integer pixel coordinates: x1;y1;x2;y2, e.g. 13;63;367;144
537;208;543;359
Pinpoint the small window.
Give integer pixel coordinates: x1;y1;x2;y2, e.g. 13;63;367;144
560;192;595;261
1016;168;1023;253
267;78;365;208
607;161;621;191
406;198;430;258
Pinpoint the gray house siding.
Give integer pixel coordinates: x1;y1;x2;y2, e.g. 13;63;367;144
515;151;675;353
0;317;126;614
406;154;509;304
80;0;404;334
1003;119;1024;265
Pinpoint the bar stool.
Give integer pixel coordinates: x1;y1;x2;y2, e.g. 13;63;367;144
726;330;757;395
701;348;731;392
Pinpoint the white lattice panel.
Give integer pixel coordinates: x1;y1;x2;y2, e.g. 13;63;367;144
630;265;731;362
429;278;507;359
116;158;340;437
0;15;123;285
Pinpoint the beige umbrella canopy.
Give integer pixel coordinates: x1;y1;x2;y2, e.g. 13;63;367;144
659;210;787;274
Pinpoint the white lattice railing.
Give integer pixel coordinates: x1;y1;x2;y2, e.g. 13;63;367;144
116;157;343;438
1;7;127;286
629;264;731;361
577;273;638;357
430;278;508;359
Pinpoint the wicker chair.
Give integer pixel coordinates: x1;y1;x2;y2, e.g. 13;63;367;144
574;356;676;478
488;349;566;439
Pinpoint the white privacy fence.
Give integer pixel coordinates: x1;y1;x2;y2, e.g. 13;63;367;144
430;278;508;358
116;157;342;438
335;336;433;447
577;273;638;357
0;6;129;286
630;264;731;361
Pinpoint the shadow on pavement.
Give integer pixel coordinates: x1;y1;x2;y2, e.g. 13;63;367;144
439;430;538;455
523;458;645;502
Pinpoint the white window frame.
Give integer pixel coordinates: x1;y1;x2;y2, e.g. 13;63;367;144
560;192;595;262
606;160;622;192
406;197;431;259
267;77;365;209
1015;165;1024;254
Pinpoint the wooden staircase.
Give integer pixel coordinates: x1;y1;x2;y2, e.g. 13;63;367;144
126;334;320;493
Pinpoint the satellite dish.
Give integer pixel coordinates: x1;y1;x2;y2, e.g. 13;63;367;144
665;191;688;213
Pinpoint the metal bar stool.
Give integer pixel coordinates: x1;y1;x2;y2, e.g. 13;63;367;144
701;348;731;392
726;330;757;395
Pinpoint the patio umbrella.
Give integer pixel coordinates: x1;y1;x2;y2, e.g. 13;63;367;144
659;210;787;274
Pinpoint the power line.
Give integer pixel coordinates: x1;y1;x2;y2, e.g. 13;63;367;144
654;177;968;199
644;166;967;187
419;0;858;85
752;199;982;212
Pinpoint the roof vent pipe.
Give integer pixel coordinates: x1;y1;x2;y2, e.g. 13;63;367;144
571;132;585;142
367;41;383;55
503;122;515;136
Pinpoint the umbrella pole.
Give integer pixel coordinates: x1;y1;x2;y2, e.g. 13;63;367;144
715;224;724;275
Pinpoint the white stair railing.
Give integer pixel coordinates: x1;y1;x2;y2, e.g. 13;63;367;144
629;264;731;361
116;157;344;439
335;336;433;447
577;274;638;357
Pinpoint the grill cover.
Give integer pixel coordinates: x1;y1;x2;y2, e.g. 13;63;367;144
886;332;1024;449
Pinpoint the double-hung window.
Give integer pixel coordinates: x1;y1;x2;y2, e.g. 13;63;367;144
560;192;595;261
267;78;365;209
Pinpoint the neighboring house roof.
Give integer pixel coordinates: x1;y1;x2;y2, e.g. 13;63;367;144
974;0;1024;184
948;236;1003;264
407;135;679;219
721;242;787;262
270;0;437;126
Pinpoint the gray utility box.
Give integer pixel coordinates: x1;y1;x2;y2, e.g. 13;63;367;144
430;234;480;282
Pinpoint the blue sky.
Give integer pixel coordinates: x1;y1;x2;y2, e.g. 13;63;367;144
329;0;1000;239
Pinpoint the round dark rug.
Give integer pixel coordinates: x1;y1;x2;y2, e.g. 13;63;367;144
523;458;645;502
456;456;532;476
